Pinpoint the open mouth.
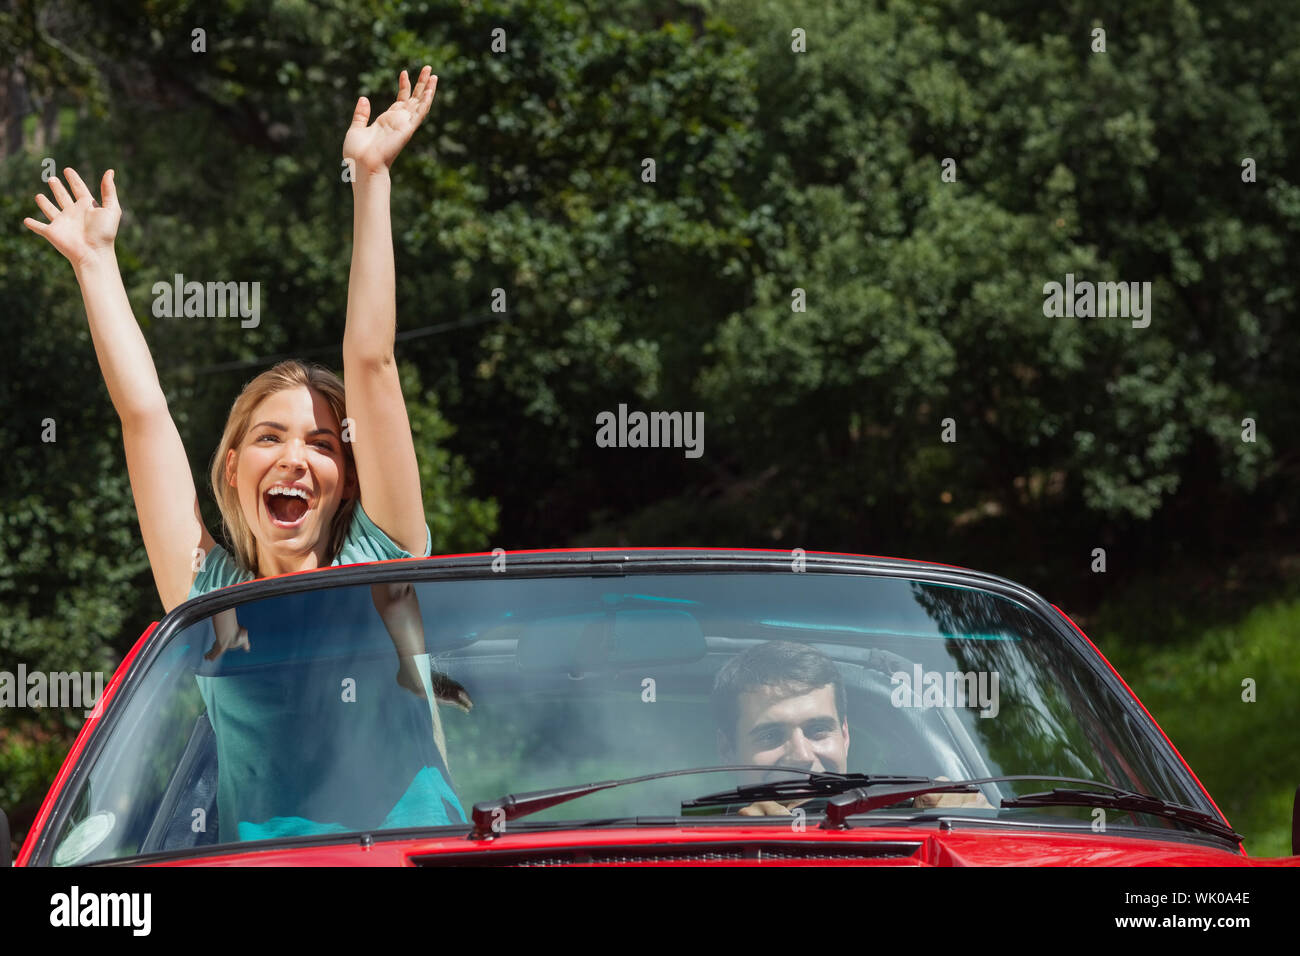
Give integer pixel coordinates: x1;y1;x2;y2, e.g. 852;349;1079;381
264;486;311;528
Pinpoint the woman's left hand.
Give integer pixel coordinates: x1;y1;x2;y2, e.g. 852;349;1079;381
343;65;437;177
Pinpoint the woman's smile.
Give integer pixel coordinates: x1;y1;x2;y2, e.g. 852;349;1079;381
263;481;314;528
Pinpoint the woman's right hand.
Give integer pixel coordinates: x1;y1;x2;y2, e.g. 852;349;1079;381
22;167;121;268
21;164;219;616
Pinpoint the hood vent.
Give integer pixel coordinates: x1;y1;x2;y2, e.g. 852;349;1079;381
411;840;924;866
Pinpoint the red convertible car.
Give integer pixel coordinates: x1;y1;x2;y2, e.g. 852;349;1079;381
9;548;1300;866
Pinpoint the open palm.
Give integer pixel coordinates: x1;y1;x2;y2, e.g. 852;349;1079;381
23;168;121;267
343;66;437;175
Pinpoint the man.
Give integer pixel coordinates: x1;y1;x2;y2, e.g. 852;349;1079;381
711;640;988;815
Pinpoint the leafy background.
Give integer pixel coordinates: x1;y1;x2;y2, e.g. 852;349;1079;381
2;0;1297;855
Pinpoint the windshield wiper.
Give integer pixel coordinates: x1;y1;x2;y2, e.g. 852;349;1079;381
996;786;1242;842
470;770;1239;844
818;774;1242;842
469;765;844;839
681;773;938;809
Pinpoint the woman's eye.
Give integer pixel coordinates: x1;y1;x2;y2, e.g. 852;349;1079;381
256;434;279;443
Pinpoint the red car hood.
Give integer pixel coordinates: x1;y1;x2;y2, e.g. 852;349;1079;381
143;824;1300;867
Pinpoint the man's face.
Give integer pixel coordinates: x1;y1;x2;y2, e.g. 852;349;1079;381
724;683;849;781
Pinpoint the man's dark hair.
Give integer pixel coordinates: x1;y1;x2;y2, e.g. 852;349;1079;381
711;641;847;748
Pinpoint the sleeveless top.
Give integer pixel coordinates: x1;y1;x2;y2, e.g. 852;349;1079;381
188;501;433;598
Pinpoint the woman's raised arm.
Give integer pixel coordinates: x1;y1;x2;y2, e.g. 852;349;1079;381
338;67;438;555
24;169;215;612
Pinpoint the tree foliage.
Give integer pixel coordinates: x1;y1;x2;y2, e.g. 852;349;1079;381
3;0;1298;836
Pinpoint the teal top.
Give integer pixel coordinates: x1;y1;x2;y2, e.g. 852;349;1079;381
189;503;464;840
188;501;434;599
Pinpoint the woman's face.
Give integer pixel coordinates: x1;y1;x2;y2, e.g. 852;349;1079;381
226;385;355;561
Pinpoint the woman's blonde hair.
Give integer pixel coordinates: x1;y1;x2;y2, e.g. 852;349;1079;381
209;359;356;577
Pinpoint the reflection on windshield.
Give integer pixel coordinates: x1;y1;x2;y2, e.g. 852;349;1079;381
194;581;469;846
49;572;1210;863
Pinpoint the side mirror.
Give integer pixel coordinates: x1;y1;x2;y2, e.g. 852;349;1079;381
0;808;10;867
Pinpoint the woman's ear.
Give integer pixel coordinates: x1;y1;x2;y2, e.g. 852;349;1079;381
225;448;238;488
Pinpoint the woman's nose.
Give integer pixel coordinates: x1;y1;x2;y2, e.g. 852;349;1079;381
277;438;308;466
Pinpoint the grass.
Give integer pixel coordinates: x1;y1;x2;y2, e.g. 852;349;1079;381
1093;596;1300;858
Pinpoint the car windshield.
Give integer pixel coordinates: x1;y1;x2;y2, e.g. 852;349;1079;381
47;569;1213;863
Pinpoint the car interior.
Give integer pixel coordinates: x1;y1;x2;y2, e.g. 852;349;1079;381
135;626;998;855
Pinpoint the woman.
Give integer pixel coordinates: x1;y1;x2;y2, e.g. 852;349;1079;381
25;66;466;840
24;66;437;607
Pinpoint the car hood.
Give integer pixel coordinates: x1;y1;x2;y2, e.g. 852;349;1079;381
138;824;1300;867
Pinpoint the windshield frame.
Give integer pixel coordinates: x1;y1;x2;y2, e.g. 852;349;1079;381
26;548;1232;864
